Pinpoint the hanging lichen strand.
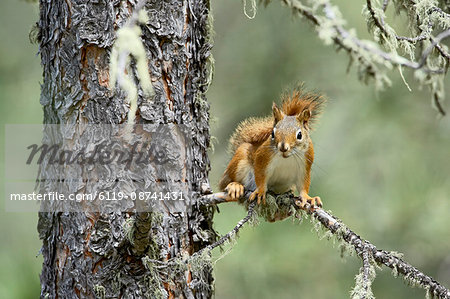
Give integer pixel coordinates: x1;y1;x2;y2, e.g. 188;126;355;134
109;2;155;124
253;0;449;115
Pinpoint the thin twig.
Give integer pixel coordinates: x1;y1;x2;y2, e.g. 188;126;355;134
209;200;256;250
197;200;257;255
429;6;450;20
435;43;450;61
417;29;450;69
434;93;447;116
366;0;388;33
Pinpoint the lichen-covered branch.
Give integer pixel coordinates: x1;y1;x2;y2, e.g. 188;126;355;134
307;200;450;298
202;191;450;299
261;0;450;115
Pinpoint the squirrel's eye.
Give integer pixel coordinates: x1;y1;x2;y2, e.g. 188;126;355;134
271;128;276;139
296;129;302;140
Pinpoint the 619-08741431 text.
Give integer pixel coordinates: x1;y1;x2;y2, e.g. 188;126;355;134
9;191;184;202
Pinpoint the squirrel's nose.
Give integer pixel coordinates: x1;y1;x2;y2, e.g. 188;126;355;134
278;142;290;152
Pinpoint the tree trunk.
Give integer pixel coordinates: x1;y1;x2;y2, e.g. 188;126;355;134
37;0;214;298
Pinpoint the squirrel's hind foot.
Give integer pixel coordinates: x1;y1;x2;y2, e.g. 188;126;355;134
249;188;266;205
310;196;322;208
297;195;322;211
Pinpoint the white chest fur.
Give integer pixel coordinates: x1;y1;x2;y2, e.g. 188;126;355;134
265;153;306;194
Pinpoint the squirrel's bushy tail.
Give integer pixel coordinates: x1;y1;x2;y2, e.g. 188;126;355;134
229;116;273;153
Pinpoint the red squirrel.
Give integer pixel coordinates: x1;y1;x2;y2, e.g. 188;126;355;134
219;87;325;208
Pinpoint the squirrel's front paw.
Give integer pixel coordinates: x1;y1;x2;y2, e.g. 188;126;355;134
249;188;266;205
225;182;244;200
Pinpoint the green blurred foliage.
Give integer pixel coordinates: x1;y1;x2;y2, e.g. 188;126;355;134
0;0;42;298
0;0;449;298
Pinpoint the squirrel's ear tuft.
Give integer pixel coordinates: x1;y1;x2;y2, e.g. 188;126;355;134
272;102;284;123
298;109;311;124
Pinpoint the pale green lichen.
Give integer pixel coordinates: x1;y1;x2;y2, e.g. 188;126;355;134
350;260;376;299
203;12;216;90
242;0;258;19
391;264;399;278
291;204;304;223
208;135;219;153
93;284;106;299
188;250;215;291
109;8;155;124
389;250;404;259
309;212;356;259
123;217;136;245
312;217;356;258
402;271;424;289
141;250;214;296
142;257;168;299
246;192;295;222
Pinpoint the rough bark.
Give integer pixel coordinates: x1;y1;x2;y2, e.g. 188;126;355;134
37;0;215;298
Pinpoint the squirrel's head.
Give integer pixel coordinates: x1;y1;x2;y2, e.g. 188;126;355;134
271;102;313;158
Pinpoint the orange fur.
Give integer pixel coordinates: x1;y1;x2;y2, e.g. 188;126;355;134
251;138;273;203
229;116;273;154
219;143;252;190
281;87;325;126
302;141;314;194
